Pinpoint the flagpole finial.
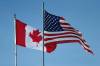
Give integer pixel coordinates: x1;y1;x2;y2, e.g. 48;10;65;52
14;14;16;19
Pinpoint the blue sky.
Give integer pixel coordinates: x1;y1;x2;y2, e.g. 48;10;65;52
0;0;100;66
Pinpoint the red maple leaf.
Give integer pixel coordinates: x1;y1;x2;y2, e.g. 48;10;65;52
29;29;42;44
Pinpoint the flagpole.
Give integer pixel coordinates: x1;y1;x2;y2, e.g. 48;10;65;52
14;14;17;66
43;1;45;66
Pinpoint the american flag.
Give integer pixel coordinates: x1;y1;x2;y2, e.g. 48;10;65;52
44;10;93;54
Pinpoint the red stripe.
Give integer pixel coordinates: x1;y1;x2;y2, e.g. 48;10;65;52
83;47;94;54
79;43;93;54
16;19;26;47
62;28;78;32
45;40;81;45
44;35;85;43
62;26;75;30
60;17;65;20
60;22;71;25
62;27;77;32
60;21;79;33
44;35;87;45
44;31;82;36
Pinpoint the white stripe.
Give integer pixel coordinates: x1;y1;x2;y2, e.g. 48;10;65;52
25;25;46;52
44;33;86;44
76;40;90;51
44;36;90;52
44;33;81;38
44;31;77;34
44;31;81;36
59;19;69;23
44;37;79;44
80;42;91;52
60;24;71;27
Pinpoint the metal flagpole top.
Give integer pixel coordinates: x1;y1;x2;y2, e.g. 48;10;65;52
14;14;16;19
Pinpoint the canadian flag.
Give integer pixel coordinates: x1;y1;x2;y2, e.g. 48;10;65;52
16;19;56;53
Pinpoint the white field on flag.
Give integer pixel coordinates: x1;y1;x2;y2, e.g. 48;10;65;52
25;25;58;53
25;25;46;52
16;19;46;52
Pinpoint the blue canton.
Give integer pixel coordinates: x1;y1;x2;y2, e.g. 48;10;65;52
44;11;64;32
